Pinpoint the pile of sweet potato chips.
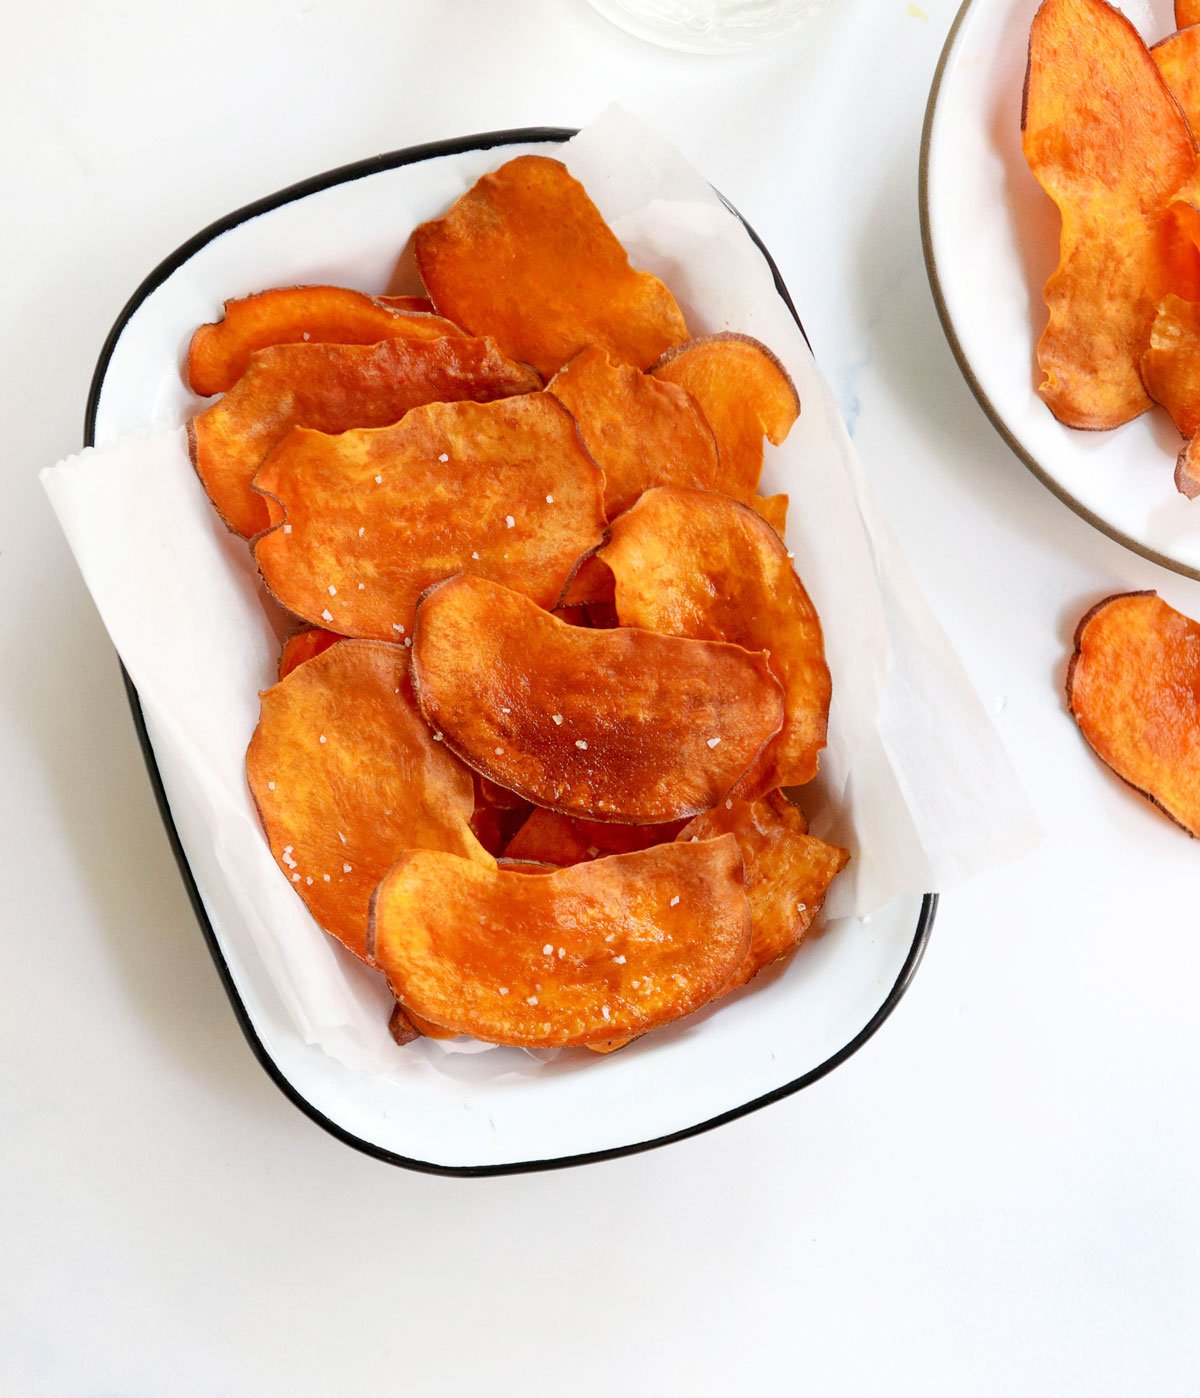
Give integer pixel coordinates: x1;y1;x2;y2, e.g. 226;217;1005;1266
187;152;849;1052
1023;0;1200;492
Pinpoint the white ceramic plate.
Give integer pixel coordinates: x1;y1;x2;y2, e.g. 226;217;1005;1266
88;130;934;1175
921;0;1200;579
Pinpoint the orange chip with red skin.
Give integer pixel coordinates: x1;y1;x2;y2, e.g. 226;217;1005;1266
186;285;466;397
412;575;784;823
1022;0;1196;429
1066;591;1200;836
1141;295;1200;436
254;394;606;639
277;627;341;681
414;155;689;378
246;640;488;960
190;334;540;538
368;836;751;1047
547;346;722;518
599;487;829;788
680;793;848;989
650;334;800;499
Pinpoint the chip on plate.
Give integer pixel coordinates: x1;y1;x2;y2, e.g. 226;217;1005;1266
1141;295;1200;436
679;793;849;989
186;285;465;396
1176;435;1200;498
414;155;689;378
651;334;800;499
254;393;606;639
504;808;596;866
547;346;722;518
1022;0;1197;429
412;575;785;822
190;334;540;538
599;487;829;788
368;836;751;1047
246;640;487;960
1067;591;1200;836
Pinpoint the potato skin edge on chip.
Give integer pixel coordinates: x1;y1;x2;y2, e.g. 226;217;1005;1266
1066;591;1200;837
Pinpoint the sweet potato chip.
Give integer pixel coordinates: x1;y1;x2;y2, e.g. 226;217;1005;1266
504;808;595;866
679;793;849;989
546;346;722;517
651;334;800;498
186;286;465;396
1141;295;1200;435
1022;0;1196;429
1177;1;1200;32
388;1002;457;1044
1153;26;1200;134
190;335;540;538
412;575;785;822
558;550;614;607
751;493;789;538
277;626;341;681
599;488;829;788
254;394;606;638
1066;591;1200;836
1176;435;1200;498
414;155;689;378
246;640;488;959
369;837;752;1047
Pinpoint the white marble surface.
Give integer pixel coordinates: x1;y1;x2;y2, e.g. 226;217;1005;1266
3;0;1197;1392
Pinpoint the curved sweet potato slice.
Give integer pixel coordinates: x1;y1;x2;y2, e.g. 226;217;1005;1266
254;394;606;639
599;488;830;788
547;346;721;517
751;493;789;538
650;335;799;499
680;793;849;989
504;808;595;866
1140;295;1200;435
1176;434;1200;498
1066;591;1200;835
277;626;341;680
245;640;487;960
412;575;785;823
558;549;614;608
414;155;688;378
1022;0;1196;429
1153;26;1200;134
388;1002;456;1044
186;286;466;397
369;837;752;1047
190;335;540;538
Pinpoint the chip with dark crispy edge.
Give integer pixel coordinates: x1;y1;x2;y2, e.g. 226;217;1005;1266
679;793;849;989
412;575;785;823
650;334;800;499
547;346;721;518
246;640;490;959
254;394;606;639
190;334;540;538
599;487;830;788
1176;435;1200;498
186;286;466;397
1022;0;1196;429
368;836;751;1047
277;626;341;681
1066;591;1200;836
414;155;689;378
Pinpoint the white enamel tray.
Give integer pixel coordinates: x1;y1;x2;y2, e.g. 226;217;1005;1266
88;129;934;1175
922;0;1200;579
